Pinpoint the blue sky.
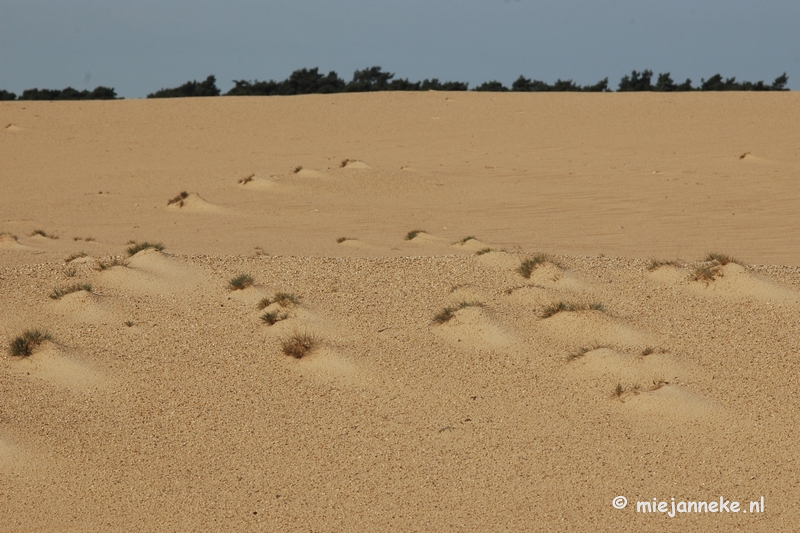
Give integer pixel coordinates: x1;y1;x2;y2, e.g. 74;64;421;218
1;0;798;97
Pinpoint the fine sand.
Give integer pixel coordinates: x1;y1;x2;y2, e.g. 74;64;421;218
1;92;799;531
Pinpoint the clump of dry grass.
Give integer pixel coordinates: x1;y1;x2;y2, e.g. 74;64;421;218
281;331;319;359
517;254;550;278
258;292;301;309
567;344;603;361
126;241;164;256
455;236;477;245
31;229;58;239
0;232;18;241
9;329;52;357
433;301;484;324
541;301;604;318
705;252;741;266
96;257;129;270
238;174;255;184
475;248;493;255
293;166;303;174
405;229;426;240
50;283;92;300
647;258;679;271
229;274;255;291
167;191;189;207
65;251;88;263
73;236;95;242
261;311;290;326
690;252;744;283
340;159;352;168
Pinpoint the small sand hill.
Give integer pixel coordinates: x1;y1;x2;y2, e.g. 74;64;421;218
567;347;686;390
100;248;208;295
51;289;117;324
690;263;798;301
8;344;103;390
166;192;223;212
237;175;277;189
4;124;22;132
0;233;27;250
406;231;449;247
538;308;650;348
295;168;329;178
341;160;369;169
620;384;720;426
290;345;367;385
433;305;513;348
450;237;489;253
474;250;520;270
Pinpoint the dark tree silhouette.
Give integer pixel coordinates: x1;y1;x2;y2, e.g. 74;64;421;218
148;75;220;98
1;90;18;100
618;70;654;91
474;80;509;92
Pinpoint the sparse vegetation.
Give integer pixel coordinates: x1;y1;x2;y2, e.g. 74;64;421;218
239;174;255;184
705;252;741;266
124;320;135;327
567;344;602;361
50;283;92;300
229;274;255;291
405;229;425;240
340;159;352;168
126;241;164;256
541;301;604;318
261;311;290;326
691;265;719;283
517;254;549;278
9;329;52;357
336;237;354;243
0;232;18;241
293;166;303;174
167;191;189;207
475;248;493;255
96;257;128;270
614;383;624;398
258;292;301;309
650;379;669;391
433;301;484;324
647;258;679;271
73;236;95;242
31;229;58;239
64;267;77;277
281;331;319;359
641;347;655;356
455;236;477;245
65;251;88;263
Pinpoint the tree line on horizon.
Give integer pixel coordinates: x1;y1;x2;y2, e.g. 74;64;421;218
0;67;789;101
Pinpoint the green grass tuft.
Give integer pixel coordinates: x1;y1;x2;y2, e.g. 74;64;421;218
229;274;255;291
126;241;164;256
9;329;53;357
261;311;290;326
50;283;92;300
517;254;549;278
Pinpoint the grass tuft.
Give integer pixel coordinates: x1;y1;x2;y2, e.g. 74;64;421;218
238;174;255;184
124;320;134;327
50;283;92;300
9;329;52;357
258;292;300;309
641;347;655;356
340;159;352;168
405;229;425;240
475;248;493;255
336;237;354;244
691;265;718;283
705;252;740;266
433;301;484;324
614;383;624;398
541;301;605;318
647;258;679;271
517;254;549;278
65;251;88;263
167;191;189;206
567;344;602;361
32;229;58;239
456;236;477;245
281;331;319;359
96;257;128;270
293;166;303;173
229;273;255;291
126;241;165;256
261;311;290;326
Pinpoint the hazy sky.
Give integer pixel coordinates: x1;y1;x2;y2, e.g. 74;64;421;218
1;1;798;97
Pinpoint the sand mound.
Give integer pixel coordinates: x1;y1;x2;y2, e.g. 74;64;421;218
433;305;512;348
337;238;375;250
166;192;223;212
0;233;26;250
238;176;277;189
295;168;329;178
620;384;719;425
51;290;117;324
101;249;208;294
690;263;797;301
450;237;489;252
539;310;649;348
8;344;104;390
4;124;22;132
342;160;369;169
568;347;685;388
291;346;368;385
474;250;522;270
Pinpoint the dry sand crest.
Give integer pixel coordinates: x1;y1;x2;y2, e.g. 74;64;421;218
1;92;800;531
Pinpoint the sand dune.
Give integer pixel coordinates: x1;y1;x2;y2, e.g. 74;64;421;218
2;93;799;531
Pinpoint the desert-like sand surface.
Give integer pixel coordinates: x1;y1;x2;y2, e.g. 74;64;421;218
1;93;799;531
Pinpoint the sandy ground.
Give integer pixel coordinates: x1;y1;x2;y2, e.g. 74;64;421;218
1;93;799;531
